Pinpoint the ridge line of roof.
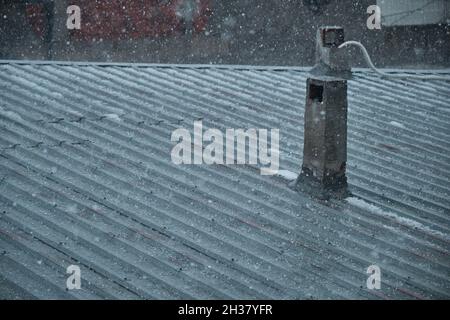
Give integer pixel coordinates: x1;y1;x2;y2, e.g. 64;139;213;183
0;59;310;71
1;59;450;74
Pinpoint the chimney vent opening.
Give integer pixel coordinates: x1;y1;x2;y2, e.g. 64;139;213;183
322;28;345;48
309;83;324;103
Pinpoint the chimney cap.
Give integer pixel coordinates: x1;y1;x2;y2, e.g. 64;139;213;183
310;26;352;79
320;26;346;48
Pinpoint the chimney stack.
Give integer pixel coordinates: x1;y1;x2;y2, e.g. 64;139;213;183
295;27;350;200
310;26;351;79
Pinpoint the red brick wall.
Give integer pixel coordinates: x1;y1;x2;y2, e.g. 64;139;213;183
24;0;211;41
25;3;48;39
69;0;212;40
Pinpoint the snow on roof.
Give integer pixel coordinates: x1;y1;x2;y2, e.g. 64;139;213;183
0;60;449;299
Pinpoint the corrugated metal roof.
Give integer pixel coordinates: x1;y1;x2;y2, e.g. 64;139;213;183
0;61;449;299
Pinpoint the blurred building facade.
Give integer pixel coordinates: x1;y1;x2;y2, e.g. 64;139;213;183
1;0;449;67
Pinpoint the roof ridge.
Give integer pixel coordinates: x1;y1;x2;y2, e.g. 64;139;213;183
1;59;450;74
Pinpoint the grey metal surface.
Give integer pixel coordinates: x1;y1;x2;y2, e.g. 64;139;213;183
0;61;449;299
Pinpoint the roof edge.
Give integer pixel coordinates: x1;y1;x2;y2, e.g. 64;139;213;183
0;59;310;71
1;59;450;74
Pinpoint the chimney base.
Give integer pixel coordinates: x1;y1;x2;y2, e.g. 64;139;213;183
293;167;349;200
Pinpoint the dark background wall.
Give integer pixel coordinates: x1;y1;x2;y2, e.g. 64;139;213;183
1;0;449;67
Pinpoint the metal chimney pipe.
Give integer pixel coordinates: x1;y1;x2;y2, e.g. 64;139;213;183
310;26;351;79
294;26;350;200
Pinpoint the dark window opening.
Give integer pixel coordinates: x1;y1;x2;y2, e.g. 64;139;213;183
322;28;345;48
309;83;324;102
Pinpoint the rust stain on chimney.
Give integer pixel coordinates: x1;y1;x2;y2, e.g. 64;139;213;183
294;26;351;200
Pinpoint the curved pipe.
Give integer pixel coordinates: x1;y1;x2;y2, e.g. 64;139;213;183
339;41;450;81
